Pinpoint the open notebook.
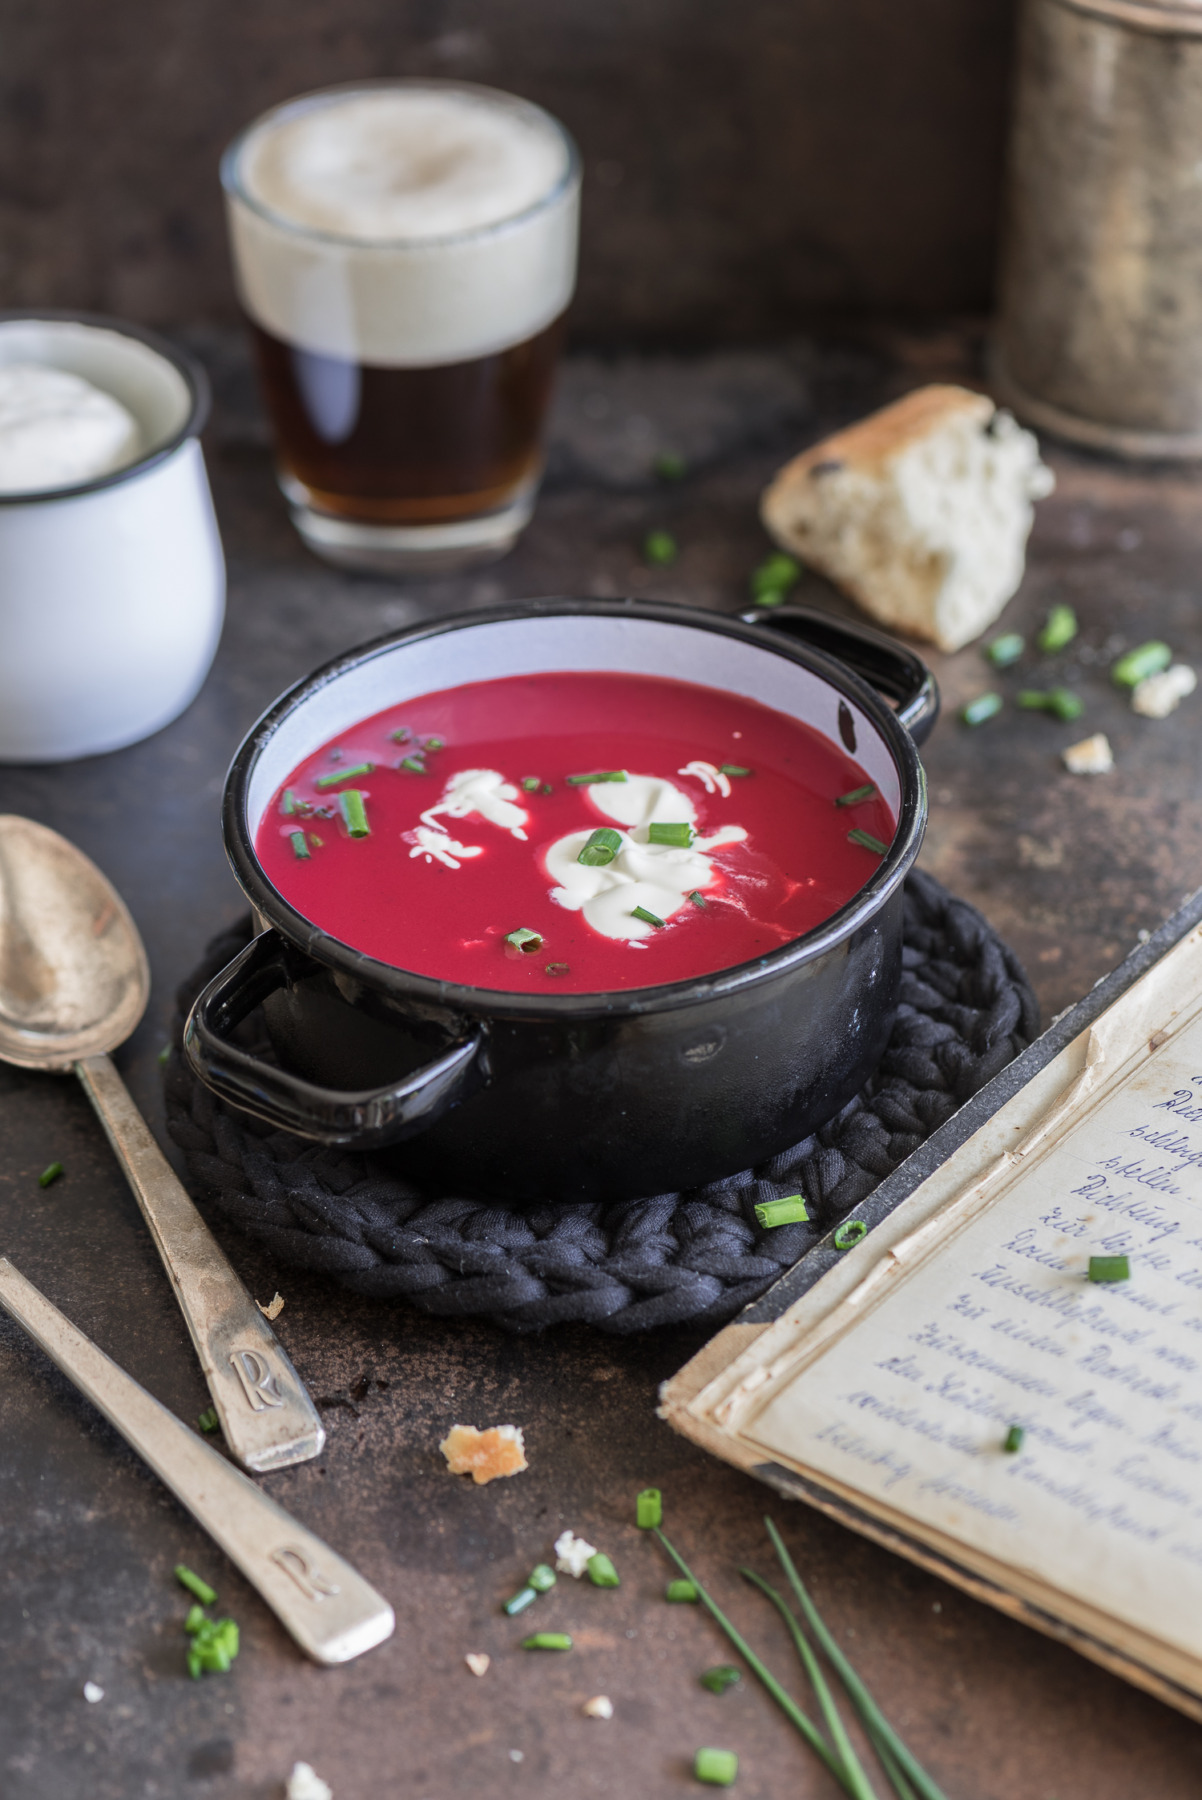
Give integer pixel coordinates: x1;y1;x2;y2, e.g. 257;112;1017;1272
662;889;1202;1720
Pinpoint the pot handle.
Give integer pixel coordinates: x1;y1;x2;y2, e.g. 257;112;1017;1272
740;603;940;745
182;927;485;1147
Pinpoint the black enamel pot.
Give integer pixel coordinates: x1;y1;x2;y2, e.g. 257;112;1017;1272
184;599;937;1202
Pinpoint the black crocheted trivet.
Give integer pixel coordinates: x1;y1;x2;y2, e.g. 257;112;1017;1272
164;870;1038;1335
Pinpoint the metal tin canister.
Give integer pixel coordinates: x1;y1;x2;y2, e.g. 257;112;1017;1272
992;0;1202;458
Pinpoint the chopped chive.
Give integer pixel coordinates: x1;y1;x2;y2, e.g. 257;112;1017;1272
339;790;370;837
754;1195;809;1229
424;736;445;751
648;822;693;847
694;1748;738;1787
631;905;665;928
281;788;297;815
653;1530;845;1787
644;529;678;566
666;1579;699;1603
637;1488;663;1529
1003;1425;1025;1454
566;770;627;785
688;890;708;907
542;783;554;795
751;552;801;603
764;1518;949;1800
588;1552;620;1589
314;762;373;789
289;830;311;859
197;1408;219;1434
184;1604;207;1635
399;755;427;774
528;1563;557;1593
175;1565;217;1607
504;1586;538;1616
654;451;687;481
719;764;750;777
700;1667;742;1695
835;784;876;808
1038;604;1078;653
579;827;623;866
310;834;324;847
389;726;410;743
545;962;571;976
38;1161;63;1188
521;776;541;792
504;928;543;954
1088;1254;1130;1283
986;632;1024;668
961;692;1003;726
1113;641;1172;688
832;1220;867;1251
1016;687;1084;721
522;1633;572;1651
158;1045;171;1066
847;828;888;855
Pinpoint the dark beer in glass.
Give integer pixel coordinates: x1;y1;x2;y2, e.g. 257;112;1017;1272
222;82;579;572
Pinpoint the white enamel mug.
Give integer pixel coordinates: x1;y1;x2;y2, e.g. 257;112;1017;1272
0;314;226;762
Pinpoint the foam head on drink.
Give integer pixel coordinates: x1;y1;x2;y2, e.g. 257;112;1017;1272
224;84;579;371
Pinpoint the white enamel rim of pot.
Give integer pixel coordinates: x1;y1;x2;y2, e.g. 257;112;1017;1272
225;600;927;1018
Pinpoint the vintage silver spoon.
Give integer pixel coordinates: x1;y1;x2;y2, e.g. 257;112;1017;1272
0;1256;391;1663
0;814;324;1472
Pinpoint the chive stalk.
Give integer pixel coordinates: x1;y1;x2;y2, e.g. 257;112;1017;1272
1003;1425;1025;1453
281;788;297;814
699;1666;742;1694
38;1162;64;1188
504;1586;538;1616
751;552;801;604
764;1519;949;1800
688;890;708;907
631;905;666;928
399;755;427;774
652;1530;848;1788
986;633;1024;668
314;763;373;789
754;1195;809;1229
694;1748;739;1787
504;928;543;953
644;529;678;566
832;1220;867;1251
339;790;370;837
289;830;311;859
720;764;750;777
960;693;1003;727
654;451;687;481
588;1553;620;1588
197;1408;219;1434
835;784;876;808
579;827;623;866
528;1564;556;1593
521;776;541;792
522;1633;572;1651
1016;688;1084;721
666;1579;699;1603
566;770;627;785
741;1568;880;1800
389;727;410;743
544;962;570;976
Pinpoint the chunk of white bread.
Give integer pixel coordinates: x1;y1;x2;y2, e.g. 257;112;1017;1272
760;385;1055;653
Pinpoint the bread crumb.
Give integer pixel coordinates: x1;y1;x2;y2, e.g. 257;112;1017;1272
1132;663;1196;718
82;1682;104;1703
1062;733;1114;775
583;1695;614;1719
285;1764;332;1800
465;1653;491;1677
440;1423;528;1485
761;385;1053;652
257;1292;285;1320
554;1529;597;1577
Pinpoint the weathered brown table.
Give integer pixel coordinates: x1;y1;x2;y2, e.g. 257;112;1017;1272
5;333;1202;1800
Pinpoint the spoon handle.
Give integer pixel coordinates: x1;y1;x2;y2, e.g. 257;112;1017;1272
0;1256;393;1665
75;1052;326;1473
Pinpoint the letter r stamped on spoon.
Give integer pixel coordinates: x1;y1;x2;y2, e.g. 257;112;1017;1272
0;815;324;1472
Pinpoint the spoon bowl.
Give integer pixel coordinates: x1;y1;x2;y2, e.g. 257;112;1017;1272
0;814;148;1067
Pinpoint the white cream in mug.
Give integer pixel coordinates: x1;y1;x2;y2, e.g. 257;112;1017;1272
0;363;141;494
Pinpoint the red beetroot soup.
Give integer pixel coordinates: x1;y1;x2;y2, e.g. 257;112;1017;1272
255;670;896;994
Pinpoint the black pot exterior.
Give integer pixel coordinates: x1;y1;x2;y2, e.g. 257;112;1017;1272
193;598;932;1203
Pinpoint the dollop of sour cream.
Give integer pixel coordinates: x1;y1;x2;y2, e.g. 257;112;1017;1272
546;773;747;941
0;363;142;494
419;768;529;841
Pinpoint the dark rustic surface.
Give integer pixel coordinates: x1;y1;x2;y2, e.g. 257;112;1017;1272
5;332;1202;1799
1;0;1014;339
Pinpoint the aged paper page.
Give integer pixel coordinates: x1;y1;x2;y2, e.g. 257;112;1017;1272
740;1008;1202;1666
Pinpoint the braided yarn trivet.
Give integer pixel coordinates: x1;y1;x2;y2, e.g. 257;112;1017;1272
164;870;1038;1335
